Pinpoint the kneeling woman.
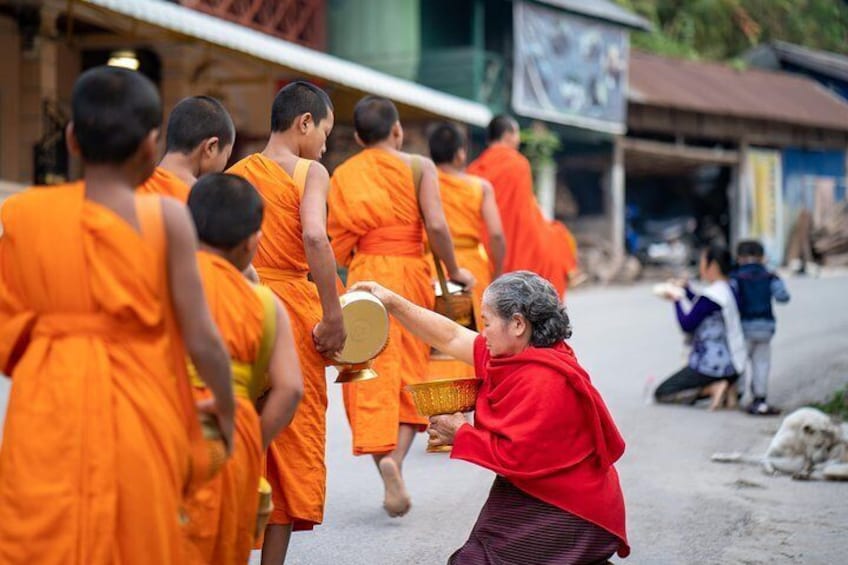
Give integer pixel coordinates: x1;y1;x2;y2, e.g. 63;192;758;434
654;244;747;409
353;272;629;564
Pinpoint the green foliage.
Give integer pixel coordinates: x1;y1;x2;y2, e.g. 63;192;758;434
615;0;848;61
520;123;562;169
811;386;848;420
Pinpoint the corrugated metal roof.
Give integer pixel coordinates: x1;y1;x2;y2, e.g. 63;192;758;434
628;50;848;132
81;0;493;127
746;41;848;83
532;0;653;31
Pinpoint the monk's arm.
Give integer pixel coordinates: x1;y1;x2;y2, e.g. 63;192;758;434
418;158;464;280
480;180;506;277
161;200;236;442
352;281;476;364
301;163;345;354
259;300;303;450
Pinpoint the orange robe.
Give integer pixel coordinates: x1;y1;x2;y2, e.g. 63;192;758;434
329;148;433;455
0;183;192;564
467;145;576;297
228;153;327;531
428;170;492;379
137;166;191;202
183;251;267;565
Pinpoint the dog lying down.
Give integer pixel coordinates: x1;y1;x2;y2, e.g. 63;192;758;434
712;407;848;481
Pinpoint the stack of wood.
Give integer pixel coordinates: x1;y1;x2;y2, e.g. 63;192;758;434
812;202;848;266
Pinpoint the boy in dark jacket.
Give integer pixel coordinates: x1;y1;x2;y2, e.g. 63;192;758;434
732;240;791;415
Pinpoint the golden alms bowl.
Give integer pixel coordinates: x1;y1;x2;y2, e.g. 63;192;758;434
405;377;481;417
333;290;390;384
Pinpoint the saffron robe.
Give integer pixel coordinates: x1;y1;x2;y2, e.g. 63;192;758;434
467;146;576;297
452;335;630;558
0;184;193;564
329;148;433;455
228;153;327;530
183;251;267;564
137;166;191;202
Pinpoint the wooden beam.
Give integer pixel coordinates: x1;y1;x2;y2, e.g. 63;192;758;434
622;137;739;165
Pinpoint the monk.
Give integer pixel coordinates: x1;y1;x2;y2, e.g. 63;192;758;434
228;81;345;565
329;96;474;517
0;67;234;564
467;115;578;298
138;95;235;201
182;173;304;564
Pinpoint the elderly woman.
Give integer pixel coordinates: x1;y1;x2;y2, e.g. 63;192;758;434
353;271;629;564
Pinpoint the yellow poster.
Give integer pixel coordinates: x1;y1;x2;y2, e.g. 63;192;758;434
744;149;783;262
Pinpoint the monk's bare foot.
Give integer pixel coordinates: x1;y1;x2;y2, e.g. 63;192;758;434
378;457;411;518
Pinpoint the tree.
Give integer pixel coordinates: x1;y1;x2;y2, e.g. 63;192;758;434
615;0;848;61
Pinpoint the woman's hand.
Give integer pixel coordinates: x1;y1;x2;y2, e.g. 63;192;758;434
349;281;397;309
427;412;466;446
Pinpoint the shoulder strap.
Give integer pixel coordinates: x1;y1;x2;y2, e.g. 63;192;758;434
292;158;311;195
411;156;452;316
251;284;278;391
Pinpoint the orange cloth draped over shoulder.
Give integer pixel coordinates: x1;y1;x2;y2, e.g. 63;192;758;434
0;183;194;564
227;153;327;531
427;170;492;380
467;145;576;297
329;148;433;455
137;166;191;202
183;251;267;565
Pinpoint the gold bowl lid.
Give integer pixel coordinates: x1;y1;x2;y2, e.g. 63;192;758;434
336;291;389;364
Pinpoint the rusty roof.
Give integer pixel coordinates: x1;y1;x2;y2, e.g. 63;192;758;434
628;50;848;132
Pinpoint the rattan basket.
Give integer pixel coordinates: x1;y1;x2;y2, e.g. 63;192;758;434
199;413;228;480
406;377;481;417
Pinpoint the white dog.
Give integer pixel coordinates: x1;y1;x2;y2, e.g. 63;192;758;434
712;407;848;480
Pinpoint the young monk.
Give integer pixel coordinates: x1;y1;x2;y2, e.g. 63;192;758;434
0;67;234;564
329;96;474;517
467;115;578;298
138;95;235;201
183;173;304;565
228;81;345;565
425;122;506;379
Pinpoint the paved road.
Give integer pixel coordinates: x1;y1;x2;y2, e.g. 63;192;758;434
1;275;845;564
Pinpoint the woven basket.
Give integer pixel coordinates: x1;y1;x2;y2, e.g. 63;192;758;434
435;291;475;328
406;377;481;417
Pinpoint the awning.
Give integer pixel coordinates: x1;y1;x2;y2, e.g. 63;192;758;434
78;0;494;127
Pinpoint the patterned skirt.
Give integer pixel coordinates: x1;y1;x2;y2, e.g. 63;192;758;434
448;476;619;565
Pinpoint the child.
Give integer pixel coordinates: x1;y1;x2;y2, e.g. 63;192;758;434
732;240;791;415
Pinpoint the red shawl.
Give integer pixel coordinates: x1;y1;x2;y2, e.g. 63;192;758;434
452;336;629;557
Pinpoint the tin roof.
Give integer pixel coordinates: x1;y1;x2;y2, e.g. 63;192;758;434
532;0;653;31
745;41;848;83
79;0;493;126
628;50;848;131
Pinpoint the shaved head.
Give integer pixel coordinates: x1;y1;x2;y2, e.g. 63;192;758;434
487;115;519;142
353;95;399;145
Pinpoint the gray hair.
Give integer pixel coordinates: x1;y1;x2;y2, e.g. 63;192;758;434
482;271;572;347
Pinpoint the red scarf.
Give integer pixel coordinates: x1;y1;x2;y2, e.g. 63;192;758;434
452;336;629;557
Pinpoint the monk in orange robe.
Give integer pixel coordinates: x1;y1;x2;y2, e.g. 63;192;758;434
467;115;578;298
0;67;235;565
138;95;235;201
182;173;304;565
228;81;345;565
329;96;474;517
425;123;506;379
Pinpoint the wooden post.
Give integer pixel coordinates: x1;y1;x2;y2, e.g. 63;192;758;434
730;138;750;250
611;136;625;259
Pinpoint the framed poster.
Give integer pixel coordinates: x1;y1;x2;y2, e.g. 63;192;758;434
513;1;628;134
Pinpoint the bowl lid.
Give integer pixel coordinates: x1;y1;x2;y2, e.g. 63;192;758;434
337;291;389;364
